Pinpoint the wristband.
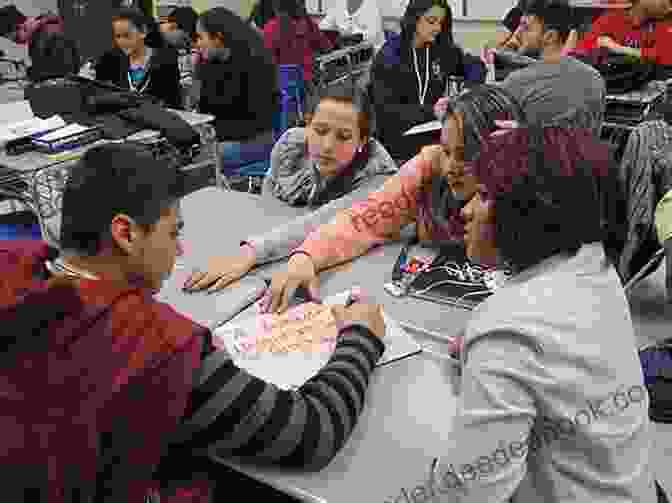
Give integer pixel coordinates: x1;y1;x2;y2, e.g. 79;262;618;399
288;249;313;262
240;241;257;259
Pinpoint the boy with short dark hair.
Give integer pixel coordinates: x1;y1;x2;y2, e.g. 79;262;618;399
0;142;386;501
500;0;606;136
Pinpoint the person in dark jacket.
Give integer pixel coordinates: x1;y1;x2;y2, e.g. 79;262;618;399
160;6;198;50
263;0;333;83
193;7;279;171
369;0;466;162
95;7;182;108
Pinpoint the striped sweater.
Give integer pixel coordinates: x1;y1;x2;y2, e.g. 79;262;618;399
170;323;385;470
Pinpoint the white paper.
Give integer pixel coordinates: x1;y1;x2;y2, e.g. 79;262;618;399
403;120;442;136
0;100;66;147
0;100;33;125
214;290;421;390
37;123;91;142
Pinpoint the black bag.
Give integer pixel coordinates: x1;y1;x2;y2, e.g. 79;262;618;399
118;102;200;149
575;52;658;94
639;342;672;423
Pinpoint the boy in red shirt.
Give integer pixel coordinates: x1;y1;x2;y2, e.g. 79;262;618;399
575;0;672;64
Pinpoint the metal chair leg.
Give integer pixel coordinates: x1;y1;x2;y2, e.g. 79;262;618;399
624;248;666;294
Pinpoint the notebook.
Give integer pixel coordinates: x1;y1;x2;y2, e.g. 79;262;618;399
214;290;422;390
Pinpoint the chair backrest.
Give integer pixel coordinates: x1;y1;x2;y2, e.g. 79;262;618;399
278;64;304;94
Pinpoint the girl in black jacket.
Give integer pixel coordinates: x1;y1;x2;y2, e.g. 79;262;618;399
193;7;279;170
95;7;182;108
369;0;466;162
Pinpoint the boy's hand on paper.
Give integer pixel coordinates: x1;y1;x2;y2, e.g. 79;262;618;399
183;253;256;293
267;253;319;314
331;302;386;339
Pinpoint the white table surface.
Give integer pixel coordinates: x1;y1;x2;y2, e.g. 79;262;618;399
164;187;474;503
164;186;672;503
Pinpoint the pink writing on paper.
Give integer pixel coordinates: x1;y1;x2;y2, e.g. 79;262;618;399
235;302;338;355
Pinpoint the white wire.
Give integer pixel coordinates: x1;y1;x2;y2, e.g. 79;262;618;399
413;46;430;105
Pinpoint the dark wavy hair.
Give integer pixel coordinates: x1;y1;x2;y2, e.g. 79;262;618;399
60;143;187;256
472;125;619;271
304;82;375;206
198;7;271;62
112;7;163;48
400;0;455;52
28;30;80;82
524;0;575;43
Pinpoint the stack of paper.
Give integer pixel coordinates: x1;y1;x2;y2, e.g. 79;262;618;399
403;120;442;136
0;100;66;148
215;290;422;390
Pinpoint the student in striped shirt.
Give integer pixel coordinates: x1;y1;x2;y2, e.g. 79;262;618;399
0;142;386;501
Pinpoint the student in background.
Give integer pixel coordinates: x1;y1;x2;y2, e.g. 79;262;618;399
489;0;527;50
485;0;578;53
248;0;277;31
573;0;672;65
160;6;198;50
95;7;182;108
264;84;397;205
370;0;466;162
184;84;398;293
500;0;606;136
0;142;387;501
193;7;279;169
319;0;386;49
434;124;663;503
263;0;333;83
258;85;526;312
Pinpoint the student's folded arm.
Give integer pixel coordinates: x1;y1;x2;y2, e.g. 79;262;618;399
266;128;317;205
250;174;389;265
575;14;614;51
172;324;385;470
310;19;334;52
318;13;337;31
262;19;277;51
297;153;435;271
435;331;538;502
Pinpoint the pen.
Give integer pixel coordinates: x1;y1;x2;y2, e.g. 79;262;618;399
392;240;413;282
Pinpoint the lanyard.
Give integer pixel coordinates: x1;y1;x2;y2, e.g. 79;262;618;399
127;69;151;94
413;46;430;105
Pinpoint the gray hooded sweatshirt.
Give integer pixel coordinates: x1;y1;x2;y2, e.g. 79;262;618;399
262;127;398;206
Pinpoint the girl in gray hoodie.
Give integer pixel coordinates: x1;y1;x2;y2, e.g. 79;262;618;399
263;83;397;207
184;84;398;292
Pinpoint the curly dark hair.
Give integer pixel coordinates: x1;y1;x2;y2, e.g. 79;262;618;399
472;125;621;271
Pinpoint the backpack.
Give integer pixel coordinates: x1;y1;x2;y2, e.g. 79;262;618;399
639;342;672;423
574;52;658;94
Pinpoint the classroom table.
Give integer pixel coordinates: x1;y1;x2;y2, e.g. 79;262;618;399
163;186;672;503
162;187;477;503
0;108;221;245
